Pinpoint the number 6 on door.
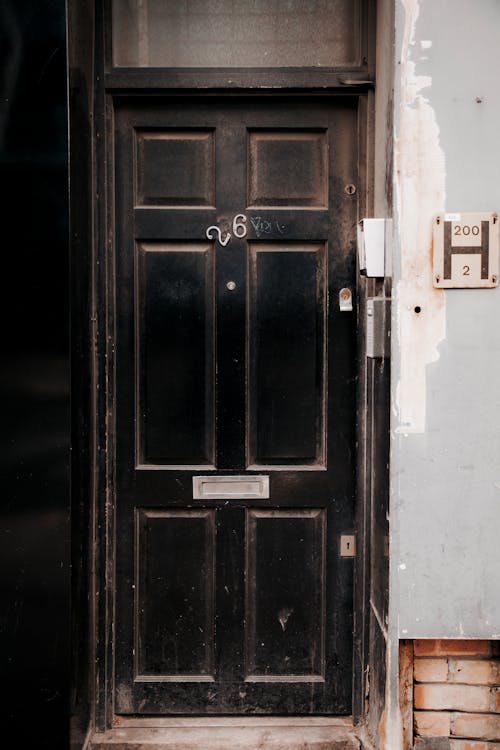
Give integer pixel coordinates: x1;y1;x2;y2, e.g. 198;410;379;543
206;214;248;246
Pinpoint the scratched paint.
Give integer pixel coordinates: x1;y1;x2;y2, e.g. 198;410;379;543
394;0;446;434
278;607;293;632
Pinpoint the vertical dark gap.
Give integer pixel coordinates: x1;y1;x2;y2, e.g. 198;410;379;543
0;1;70;748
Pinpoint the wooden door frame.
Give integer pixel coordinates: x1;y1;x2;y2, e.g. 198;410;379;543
68;0;387;737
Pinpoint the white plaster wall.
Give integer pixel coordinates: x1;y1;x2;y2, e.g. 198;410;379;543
390;0;500;639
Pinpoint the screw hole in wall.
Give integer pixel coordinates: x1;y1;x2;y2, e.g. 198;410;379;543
414;305;422;314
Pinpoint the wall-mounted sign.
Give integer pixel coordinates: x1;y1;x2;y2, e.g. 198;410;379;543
433;212;499;288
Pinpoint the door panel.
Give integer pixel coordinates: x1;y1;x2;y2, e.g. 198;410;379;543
247;130;328;208
137;242;215;466
245;509;325;680
136;130;215;207
248;243;326;466
136;509;216;679
114;97;358;715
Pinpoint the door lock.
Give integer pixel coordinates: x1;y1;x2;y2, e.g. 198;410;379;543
339;288;353;312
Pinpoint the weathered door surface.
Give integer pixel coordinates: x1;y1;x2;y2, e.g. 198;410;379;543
114;97;358;715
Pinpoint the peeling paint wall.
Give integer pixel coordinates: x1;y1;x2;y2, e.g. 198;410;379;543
394;0;446;434
391;0;500;642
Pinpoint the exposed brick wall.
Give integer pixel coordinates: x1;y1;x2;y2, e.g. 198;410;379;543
413;640;500;749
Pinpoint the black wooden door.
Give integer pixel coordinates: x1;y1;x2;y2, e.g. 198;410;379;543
113;97;358;715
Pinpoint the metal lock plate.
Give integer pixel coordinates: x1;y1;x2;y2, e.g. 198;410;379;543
340;534;356;557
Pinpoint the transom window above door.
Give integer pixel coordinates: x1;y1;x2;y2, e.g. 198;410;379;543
112;0;364;68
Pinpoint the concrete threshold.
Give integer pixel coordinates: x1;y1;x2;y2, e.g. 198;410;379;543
90;717;360;750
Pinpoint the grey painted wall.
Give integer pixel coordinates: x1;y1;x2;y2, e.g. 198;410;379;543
391;0;500;638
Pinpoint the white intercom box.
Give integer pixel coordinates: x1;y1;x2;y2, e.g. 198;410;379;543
357;218;391;277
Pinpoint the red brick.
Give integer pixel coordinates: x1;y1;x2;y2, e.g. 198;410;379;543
451;712;500;740
414;658;449;683
449;660;500;686
414;640;491;658
414;710;451;737
414;684;492;712
414;640;442;656
450;741;500;750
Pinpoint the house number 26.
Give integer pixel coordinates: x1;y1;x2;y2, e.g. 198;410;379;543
206;214;247;246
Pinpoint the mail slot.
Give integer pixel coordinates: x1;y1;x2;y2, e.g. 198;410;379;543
193;475;269;500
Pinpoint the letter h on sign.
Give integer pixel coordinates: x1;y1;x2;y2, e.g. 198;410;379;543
443;220;489;280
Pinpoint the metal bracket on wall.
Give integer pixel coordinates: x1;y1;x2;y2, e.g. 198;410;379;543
366;297;390;359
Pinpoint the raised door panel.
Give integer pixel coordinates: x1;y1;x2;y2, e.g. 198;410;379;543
135;509;216;680
245;509;326;680
136;243;215;467
248;244;326;467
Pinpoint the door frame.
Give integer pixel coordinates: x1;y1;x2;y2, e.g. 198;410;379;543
68;0;387;736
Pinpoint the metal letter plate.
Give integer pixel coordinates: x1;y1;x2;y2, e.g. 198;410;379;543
193;475;270;500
